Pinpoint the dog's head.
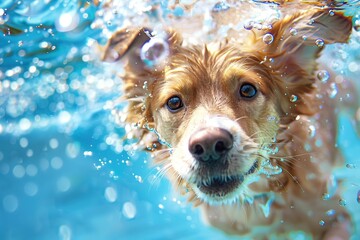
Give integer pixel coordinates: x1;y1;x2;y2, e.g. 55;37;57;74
103;9;352;205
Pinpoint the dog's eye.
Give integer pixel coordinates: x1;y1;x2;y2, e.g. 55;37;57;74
166;96;184;112
239;83;257;98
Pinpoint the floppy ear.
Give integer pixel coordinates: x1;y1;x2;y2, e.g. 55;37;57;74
251;9;352;117
260;9;352;76
102;27;182;148
102;27;152;62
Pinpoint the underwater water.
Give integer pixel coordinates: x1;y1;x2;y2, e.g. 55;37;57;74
0;0;360;239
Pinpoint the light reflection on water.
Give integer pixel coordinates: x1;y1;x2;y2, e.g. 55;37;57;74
0;1;360;240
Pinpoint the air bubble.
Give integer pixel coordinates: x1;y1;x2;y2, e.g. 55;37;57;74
348;61;359;72
135;175;143;183
289;28;297;36
173;6;184;17
263;33;274;45
326;209;336;216
322;193;330;200
122;202;136;219
19;137;29;148
58;111;71;124
290;95;298;102
49;138;59;149
50;157;63;170
315;39;324;48
328;83;338;99
24;182;38;196
339;199;347;206
243;21;254;30
308;125;316;138
267;115;276;122
13;165;25;178
59;225;72;240
212;1;230;12
104;186;117;203
317;70;330;82
26;164;38;176
140;37;170;68
55;11;80;32
354;19;360;31
346;163;356;169
83;151;93;157
19;118;32;131
3;195;18;213
57;177;71;192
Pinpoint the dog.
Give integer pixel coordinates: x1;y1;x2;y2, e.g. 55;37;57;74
102;6;357;240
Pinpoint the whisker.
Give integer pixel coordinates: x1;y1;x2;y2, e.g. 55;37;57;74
281;167;305;193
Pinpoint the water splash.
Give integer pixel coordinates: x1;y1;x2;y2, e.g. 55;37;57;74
259;159;283;177
143;123;172;148
259;193;274;218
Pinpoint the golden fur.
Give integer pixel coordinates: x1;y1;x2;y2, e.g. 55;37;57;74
103;7;357;240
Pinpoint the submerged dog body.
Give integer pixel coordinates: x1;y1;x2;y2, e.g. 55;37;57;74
103;8;355;239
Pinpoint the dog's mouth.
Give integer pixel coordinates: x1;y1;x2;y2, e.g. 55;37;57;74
197;175;244;197
196;161;258;197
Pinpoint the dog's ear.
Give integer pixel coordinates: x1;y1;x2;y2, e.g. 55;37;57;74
102;27;182;72
102;27;152;62
251;9;352;117
255;9;352;76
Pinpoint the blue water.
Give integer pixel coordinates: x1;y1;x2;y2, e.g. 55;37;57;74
0;1;359;239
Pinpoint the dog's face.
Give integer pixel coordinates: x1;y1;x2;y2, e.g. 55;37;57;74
103;9;352;205
152;47;281;203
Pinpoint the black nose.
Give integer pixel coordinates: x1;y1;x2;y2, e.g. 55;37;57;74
188;128;233;162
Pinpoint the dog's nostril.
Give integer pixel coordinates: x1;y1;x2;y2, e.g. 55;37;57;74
215;141;227;154
194;144;204;155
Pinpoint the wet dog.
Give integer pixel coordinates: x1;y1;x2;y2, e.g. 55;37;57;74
103;7;356;239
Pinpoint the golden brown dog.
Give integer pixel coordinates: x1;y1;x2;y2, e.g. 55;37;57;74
103;7;356;240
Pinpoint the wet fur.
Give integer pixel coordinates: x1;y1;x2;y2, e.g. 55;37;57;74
103;7;356;240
